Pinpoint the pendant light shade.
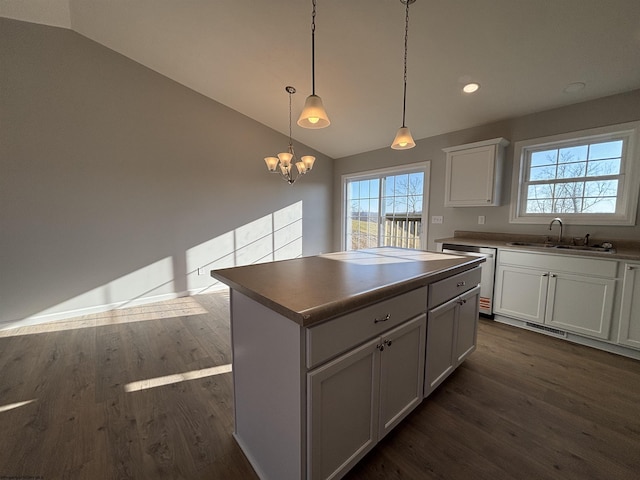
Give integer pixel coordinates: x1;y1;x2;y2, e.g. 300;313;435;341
298;94;330;129
391;126;416;150
298;0;330;129
391;0;416;150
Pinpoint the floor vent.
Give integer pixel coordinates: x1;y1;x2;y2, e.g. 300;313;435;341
525;322;567;338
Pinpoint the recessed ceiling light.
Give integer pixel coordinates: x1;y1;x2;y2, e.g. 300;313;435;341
563;82;586;93
462;82;480;94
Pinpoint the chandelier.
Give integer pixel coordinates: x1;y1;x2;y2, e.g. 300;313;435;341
391;0;416;150
264;86;316;185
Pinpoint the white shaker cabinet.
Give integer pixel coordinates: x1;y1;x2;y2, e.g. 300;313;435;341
308;314;426;480
493;264;548;323
494;250;617;339
443;137;509;207
425;285;480;396
424;266;482;397
618;262;640;349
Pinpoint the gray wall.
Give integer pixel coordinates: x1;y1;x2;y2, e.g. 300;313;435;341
334;89;640;251
0;18;334;327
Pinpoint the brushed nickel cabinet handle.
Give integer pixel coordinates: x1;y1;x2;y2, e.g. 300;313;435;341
457;281;466;287
374;314;391;324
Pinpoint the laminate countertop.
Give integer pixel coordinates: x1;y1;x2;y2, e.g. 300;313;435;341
436;230;640;261
210;247;483;327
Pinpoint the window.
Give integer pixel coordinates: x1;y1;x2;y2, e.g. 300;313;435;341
510;122;640;225
343;163;430;251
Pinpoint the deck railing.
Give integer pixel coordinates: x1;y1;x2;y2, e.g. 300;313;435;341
349;213;422;250
383;214;422;248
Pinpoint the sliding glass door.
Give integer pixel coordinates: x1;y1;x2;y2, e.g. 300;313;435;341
343;163;429;251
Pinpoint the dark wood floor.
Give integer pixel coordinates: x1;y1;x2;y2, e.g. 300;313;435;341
1;292;639;480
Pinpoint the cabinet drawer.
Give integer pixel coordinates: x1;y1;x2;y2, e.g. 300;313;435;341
428;267;481;309
306;286;427;369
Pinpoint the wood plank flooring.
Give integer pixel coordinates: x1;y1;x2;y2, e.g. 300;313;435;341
1;292;639;479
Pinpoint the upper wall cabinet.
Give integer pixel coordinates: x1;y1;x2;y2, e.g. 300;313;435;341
443;137;510;207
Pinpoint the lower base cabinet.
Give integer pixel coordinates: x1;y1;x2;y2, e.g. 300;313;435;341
618;263;640;348
425;285;480;396
494;251;617;339
308;314;426;480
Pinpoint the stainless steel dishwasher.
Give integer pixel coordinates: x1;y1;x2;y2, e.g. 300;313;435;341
440;243;497;317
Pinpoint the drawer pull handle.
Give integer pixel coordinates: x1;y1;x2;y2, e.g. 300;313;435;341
457;281;466;287
374;314;391;324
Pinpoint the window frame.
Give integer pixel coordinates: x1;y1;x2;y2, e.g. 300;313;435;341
341;162;430;251
509;121;640;226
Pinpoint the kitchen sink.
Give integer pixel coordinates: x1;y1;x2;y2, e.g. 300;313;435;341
505;242;615;253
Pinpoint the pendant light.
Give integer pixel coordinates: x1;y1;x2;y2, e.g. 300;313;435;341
297;0;330;129
264;86;316;185
391;0;416;150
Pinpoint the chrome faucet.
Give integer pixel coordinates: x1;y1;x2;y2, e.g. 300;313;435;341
548;217;563;244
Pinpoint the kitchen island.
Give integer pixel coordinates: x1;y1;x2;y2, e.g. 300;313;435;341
211;247;483;480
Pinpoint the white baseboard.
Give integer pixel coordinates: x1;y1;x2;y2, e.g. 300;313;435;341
2;291;191;331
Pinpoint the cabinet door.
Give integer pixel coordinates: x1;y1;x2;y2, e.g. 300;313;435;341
378;314;426;439
425;298;457;396
494;265;548;323
444;144;497;206
455;286;481;364
308;338;380;480
618;263;640;349
545;272;616;339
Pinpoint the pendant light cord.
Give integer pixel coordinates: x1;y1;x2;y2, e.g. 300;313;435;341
401;0;410;128
311;0;317;95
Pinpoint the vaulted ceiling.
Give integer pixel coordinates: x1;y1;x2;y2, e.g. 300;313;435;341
3;0;640;158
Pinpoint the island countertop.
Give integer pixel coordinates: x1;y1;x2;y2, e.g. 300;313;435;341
210;247;483;327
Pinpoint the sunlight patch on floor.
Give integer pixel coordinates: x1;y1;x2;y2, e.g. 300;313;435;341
124;364;233;392
0;399;36;413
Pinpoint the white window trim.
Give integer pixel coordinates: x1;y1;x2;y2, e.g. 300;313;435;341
341;162;430;251
509;121;640;226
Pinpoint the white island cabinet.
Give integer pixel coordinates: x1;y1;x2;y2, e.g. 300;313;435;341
211;248;483;480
